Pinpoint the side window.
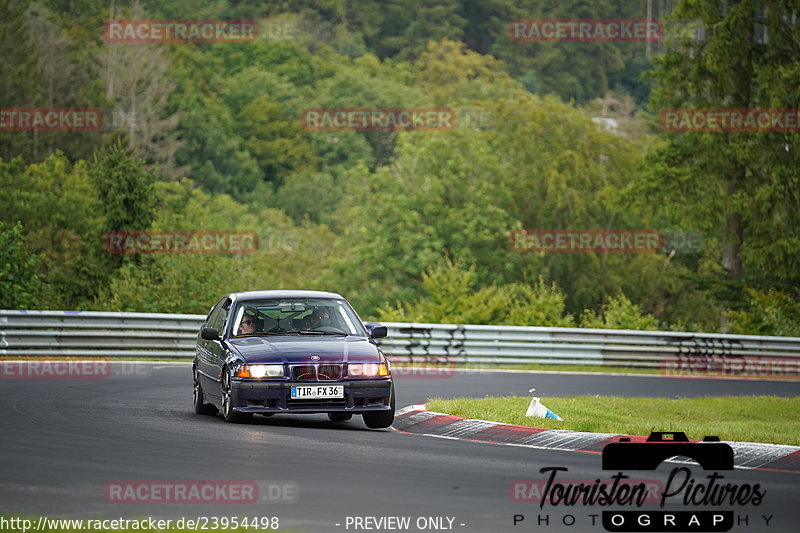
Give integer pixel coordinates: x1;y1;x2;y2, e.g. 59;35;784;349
205;299;225;328
211;299;231;333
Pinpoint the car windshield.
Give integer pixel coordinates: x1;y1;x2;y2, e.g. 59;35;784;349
231;298;366;337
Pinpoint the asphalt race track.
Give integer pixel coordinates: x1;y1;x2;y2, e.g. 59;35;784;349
1;363;798;533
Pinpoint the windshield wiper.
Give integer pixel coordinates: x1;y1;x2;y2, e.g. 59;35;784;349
295;330;348;335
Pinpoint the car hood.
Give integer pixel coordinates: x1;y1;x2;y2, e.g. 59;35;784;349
226;335;381;363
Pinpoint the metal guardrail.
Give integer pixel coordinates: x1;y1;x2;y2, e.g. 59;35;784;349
2;310;800;370
380;323;800;369
0;310;202;359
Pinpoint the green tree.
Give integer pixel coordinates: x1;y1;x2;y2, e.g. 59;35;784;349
88;142;158;291
170;83;261;197
0;0;46;161
0;221;44;309
480;0;654;103
324;93;662;318
504;277;576;327
210;40;316;85
1;1;114;163
579;294;661;330
90;142;157;234
275;170;340;224
0;152;102;308
486;94;660;316
310;49;426;166
323;131;513;314
378;0;467;60
726;288;800;337
634;0;800;326
414;39;524;105
377;257;517;324
377;257;574;326
92;179;342;313
238;95;317;185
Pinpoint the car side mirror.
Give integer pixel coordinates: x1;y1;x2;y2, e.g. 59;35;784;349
201;327;220;341
367;325;387;339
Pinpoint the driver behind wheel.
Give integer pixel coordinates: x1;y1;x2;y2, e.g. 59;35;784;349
237;312;257;335
307;307;330;329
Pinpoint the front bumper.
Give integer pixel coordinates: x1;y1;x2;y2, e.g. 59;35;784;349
231;378;393;414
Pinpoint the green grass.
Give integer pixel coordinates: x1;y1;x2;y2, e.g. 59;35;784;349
426;395;800;446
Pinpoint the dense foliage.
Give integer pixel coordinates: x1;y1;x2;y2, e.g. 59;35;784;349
1;0;798;335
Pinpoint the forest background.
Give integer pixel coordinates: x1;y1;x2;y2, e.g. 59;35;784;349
1;0;798;335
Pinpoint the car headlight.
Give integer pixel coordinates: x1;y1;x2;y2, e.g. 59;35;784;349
236;364;284;378
349;363;390;377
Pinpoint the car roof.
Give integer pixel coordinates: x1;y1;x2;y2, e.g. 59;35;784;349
229;290;345;302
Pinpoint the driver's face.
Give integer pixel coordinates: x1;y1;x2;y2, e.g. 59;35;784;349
239;316;256;334
311;309;330;325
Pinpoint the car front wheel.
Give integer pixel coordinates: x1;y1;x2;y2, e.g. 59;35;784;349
362;385;395;429
222;369;252;424
193;368;218;415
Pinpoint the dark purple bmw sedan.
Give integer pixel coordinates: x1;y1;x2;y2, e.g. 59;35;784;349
193;290;394;428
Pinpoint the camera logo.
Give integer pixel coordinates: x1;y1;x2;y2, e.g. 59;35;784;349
598;432;743;532
510;429;774;531
602;432;734;471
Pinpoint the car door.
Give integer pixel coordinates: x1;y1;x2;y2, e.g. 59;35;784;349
196;297;230;401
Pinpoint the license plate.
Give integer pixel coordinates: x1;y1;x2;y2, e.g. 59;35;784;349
290;385;344;399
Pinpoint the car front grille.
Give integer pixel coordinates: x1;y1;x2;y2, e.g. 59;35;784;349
288;399;348;408
290;363;343;381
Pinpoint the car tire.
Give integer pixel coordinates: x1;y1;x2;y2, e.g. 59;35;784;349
222;369;252;424
362;385;395;429
328;412;352;422
193;368;218;415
